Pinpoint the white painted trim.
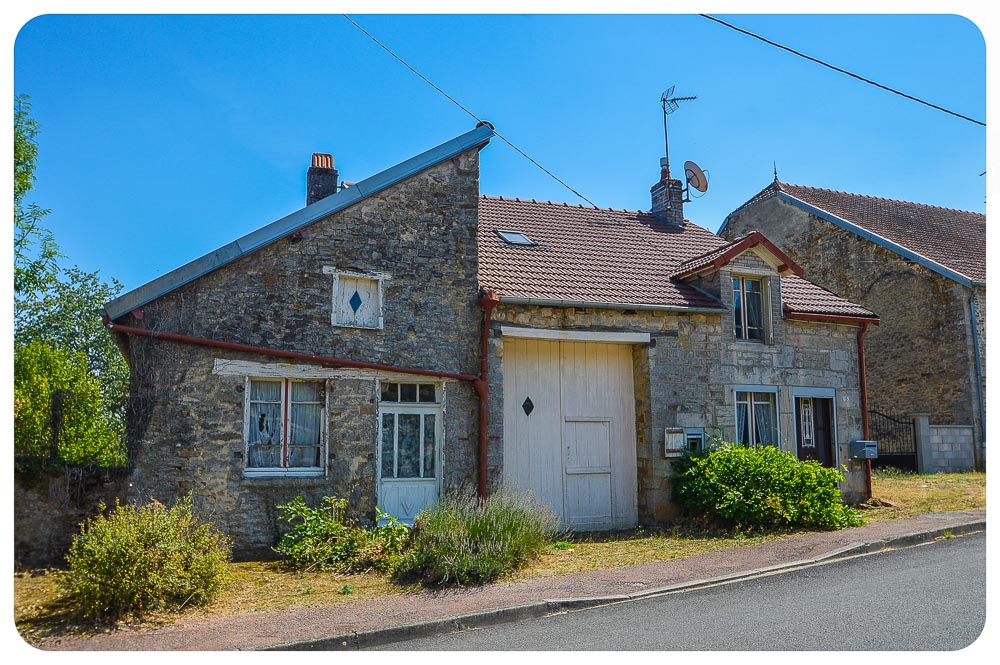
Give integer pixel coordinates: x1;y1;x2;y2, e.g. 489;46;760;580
500;326;650;344
213;358;454;383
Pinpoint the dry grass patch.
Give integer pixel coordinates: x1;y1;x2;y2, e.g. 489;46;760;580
864;469;986;522
516;527;781;580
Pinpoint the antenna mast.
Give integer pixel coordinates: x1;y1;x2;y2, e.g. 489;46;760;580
660;86;696;180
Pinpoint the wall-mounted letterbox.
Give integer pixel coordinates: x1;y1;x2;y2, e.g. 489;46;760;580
850;440;878;459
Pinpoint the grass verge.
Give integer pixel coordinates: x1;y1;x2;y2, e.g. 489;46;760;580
15;470;985;644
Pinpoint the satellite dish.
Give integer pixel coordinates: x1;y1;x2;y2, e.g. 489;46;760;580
684;160;709;193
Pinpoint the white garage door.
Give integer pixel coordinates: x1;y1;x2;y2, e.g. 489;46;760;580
502;338;638;530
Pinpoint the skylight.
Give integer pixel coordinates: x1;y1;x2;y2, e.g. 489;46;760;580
496;229;534;246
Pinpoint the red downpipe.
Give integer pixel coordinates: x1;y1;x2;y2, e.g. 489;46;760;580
477;289;500;500
857;322;872;500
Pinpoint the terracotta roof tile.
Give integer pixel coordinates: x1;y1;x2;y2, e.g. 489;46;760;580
477;196;874;321
780;274;878;320
763;182;986;283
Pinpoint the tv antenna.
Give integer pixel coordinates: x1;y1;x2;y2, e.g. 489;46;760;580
660;86;697;180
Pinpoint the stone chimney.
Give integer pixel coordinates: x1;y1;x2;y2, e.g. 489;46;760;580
650;157;685;226
307;153;339;205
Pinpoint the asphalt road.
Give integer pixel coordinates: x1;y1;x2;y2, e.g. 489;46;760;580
373;531;986;651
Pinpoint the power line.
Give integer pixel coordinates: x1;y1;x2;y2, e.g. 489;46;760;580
341;15;598;207
700;14;985;128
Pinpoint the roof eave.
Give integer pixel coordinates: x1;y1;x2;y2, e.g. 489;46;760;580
776;191;978;288
103;124;495;320
784;308;880;326
497;295;726;314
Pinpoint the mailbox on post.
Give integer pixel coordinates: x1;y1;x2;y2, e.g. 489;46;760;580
850;440;878;460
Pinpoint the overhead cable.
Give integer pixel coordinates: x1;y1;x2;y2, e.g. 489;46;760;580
342;14;598;207
700;14;985;128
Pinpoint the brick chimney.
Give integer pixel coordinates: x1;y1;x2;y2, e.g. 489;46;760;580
650;157;685;226
307;153;339;205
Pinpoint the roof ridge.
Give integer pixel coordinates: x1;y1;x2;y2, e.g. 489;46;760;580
480;194;653;216
781;182;986;219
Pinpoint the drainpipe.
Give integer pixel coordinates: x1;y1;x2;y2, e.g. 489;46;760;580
477;289;500;501
857;322;872;500
968;293;985;470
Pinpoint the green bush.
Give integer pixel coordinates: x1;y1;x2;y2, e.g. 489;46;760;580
395;490;560;586
273;495;409;573
673;443;864;530
58;496;232;619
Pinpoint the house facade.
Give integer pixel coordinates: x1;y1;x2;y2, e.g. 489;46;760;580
104;127;878;553
721;181;985;472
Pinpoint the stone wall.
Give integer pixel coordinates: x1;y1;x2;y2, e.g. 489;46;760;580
116;148;485;557
489;254;868;525
14;466;130;568
723;197;983;462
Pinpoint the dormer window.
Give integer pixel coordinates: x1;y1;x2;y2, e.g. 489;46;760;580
496;229;534;246
733;276;766;342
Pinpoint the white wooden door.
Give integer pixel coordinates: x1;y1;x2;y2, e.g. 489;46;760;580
503;338;637;530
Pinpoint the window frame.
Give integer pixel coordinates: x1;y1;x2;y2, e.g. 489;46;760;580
377;381;444;484
732;274;769;343
495;229;535;246
243;377;327;478
323;267;390;330
733;386;780;448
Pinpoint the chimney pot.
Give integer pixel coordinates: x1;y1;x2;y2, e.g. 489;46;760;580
307;153;339;205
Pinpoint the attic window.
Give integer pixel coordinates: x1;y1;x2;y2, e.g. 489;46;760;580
496;229;534;246
323;267;390;329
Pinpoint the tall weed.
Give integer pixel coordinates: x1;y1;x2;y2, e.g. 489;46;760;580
273;495;409;573
396;490;560;585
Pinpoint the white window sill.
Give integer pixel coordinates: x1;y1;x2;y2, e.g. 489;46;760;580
244;468;325;479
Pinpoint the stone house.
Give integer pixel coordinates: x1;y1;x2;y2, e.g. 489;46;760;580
103;125;878;554
720;180;985;472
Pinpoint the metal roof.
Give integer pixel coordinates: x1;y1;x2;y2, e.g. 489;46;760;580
103;124;495;320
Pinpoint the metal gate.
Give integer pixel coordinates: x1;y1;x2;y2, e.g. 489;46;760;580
867;408;917;471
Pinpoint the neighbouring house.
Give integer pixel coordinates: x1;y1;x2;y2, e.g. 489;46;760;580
102;125;878;555
720;180;985;473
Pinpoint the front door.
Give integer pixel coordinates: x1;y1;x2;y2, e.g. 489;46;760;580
796;397;834;467
377;382;442;524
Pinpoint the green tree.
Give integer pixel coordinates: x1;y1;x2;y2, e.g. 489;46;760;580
14;94;60;295
13;94;128;467
15;266;129;433
14;341;126;466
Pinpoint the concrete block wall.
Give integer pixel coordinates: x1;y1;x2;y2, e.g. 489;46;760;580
914;414;977;473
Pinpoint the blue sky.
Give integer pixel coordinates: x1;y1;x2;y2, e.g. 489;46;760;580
11;10;988;294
